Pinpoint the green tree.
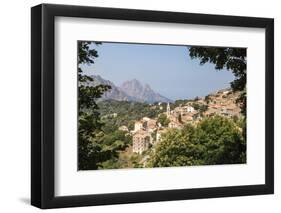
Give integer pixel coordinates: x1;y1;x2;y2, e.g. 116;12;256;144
188;47;246;115
205;95;210;102
178;113;182;123
157;114;170;127
147;126;203;167
78;41;112;170
174;99;185;107
192;103;200;110
199;104;208;115
193;116;246;164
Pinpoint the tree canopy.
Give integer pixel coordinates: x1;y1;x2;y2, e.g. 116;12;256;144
78;41;136;170
157;114;170;127
147;116;246;167
78;41;112;170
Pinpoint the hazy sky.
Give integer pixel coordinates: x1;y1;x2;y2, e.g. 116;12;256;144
80;42;235;101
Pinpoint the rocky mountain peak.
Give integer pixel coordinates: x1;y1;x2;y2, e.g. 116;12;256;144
88;75;171;103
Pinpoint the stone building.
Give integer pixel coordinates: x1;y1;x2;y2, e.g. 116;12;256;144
186;106;195;113
181;114;193;123
146;119;157;132
168;120;183;129
132;130;152;154
134;121;143;132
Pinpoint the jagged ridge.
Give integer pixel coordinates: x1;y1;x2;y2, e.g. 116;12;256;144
88;75;171;103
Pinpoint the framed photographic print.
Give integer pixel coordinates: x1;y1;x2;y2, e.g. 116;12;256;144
31;3;274;209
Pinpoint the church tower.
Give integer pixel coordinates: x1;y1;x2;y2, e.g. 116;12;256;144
167;102;171;116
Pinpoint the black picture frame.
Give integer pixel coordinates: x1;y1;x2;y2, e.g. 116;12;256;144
31;3;274;209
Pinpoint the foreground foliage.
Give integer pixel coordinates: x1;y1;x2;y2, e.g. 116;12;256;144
78;42;131;170
147;116;246;167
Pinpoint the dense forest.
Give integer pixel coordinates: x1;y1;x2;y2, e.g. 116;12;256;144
98;100;165;129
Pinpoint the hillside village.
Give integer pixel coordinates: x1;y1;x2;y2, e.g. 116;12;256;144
116;88;242;159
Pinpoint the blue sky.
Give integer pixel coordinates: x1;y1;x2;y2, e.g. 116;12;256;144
80;42;234;101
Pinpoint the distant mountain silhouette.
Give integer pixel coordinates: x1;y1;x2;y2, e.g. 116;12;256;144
120;79;171;103
88;75;171;103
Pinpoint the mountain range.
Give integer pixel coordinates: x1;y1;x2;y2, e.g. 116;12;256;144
88;75;171;103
